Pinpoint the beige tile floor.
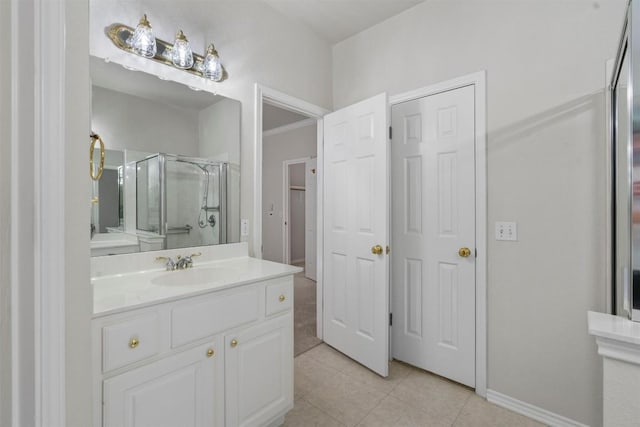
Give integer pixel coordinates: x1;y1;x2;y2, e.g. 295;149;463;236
293;269;322;356
285;343;546;427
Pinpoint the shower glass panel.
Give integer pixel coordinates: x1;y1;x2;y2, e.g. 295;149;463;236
136;153;228;250
136;154;162;234
612;0;640;320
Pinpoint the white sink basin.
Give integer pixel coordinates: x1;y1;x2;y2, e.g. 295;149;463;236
151;267;240;286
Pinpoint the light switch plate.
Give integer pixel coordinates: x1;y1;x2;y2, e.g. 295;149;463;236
495;221;517;241
241;219;249;236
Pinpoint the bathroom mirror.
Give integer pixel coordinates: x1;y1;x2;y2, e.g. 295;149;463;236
90;56;240;256
611;1;640;320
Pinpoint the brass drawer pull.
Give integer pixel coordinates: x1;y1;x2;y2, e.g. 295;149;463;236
206;348;215;358
279;294;286;302
129;338;139;349
230;339;238;348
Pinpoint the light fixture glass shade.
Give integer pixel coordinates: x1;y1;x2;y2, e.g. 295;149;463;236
171;30;194;69
203;44;223;81
127;14;157;58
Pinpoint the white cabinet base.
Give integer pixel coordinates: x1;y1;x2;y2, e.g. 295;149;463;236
94;276;294;427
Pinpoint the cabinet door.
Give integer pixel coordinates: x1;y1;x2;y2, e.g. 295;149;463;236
225;313;293;427
103;340;223;427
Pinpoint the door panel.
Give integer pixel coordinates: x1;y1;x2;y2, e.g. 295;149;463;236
391;85;476;387
323;93;389;377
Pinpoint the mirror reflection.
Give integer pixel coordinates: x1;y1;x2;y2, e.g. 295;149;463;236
90;56;240;256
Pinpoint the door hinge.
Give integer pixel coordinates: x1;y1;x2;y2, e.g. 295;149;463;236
389;313;393;326
389;126;392;140
386;245;390;255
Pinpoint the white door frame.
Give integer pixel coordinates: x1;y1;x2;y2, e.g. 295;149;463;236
389;71;487;397
254;84;330;338
282;157;311;264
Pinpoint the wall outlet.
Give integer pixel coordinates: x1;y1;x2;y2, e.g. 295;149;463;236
495;221;517;241
241;219;249;236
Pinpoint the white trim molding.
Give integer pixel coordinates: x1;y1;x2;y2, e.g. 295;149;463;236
11;0;71;425
487;390;590;427
254;84;329;339
389;70;488;397
35;0;67;424
263;118;316;138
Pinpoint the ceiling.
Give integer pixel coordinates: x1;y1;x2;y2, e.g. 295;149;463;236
260;0;426;44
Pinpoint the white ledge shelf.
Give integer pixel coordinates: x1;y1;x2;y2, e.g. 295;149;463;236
588;310;640;365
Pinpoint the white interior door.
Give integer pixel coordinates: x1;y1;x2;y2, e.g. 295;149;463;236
305;158;317;280
323;93;389;377
391;85;476;387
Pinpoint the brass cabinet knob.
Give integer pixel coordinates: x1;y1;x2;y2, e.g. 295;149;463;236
230;339;238;348
206;348;215;358
129;338;139;349
279;294;286;302
458;247;472;258
371;245;383;255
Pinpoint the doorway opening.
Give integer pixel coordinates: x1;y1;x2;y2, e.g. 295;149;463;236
259;99;323;356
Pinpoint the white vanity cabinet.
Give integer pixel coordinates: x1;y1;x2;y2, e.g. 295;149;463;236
92;275;295;427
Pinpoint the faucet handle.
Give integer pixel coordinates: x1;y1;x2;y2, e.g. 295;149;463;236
155;256;176;271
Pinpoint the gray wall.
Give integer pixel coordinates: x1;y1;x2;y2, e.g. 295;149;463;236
0;0;11;424
262;124;317;263
332;1;627;425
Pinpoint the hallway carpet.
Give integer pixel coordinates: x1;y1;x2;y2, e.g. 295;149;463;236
294;269;322;356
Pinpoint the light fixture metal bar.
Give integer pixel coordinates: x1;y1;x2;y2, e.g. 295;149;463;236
105;23;228;82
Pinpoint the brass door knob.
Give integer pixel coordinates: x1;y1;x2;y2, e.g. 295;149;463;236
371;245;383;255
129;338;139;349
230;339;238;348
279;294;286;302
206;348;215;358
458;247;472;258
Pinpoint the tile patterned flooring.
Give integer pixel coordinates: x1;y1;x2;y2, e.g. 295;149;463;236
290;266;544;426
285;344;546;427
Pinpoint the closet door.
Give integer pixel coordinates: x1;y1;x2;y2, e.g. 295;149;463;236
391;85;476;387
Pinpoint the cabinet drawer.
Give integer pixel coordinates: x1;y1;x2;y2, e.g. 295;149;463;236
265;279;293;317
102;313;161;372
172;288;260;348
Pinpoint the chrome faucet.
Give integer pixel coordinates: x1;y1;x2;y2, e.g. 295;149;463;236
176;252;202;269
156;252;202;271
176;255;192;270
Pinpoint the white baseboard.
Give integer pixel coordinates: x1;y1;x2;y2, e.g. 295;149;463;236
291;258;305;265
486;389;590;427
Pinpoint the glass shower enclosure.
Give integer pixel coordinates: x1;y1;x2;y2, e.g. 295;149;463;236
611;0;640;321
136;153;228;250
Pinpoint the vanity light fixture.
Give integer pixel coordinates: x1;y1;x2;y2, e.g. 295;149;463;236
106;15;228;82
171;30;194;69
127;14;156;58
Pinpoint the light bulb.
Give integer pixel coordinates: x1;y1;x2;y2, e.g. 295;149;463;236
171;30;194;69
127;14;157;58
203;44;223;82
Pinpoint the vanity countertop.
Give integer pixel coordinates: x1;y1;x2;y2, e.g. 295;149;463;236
93;256;302;317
